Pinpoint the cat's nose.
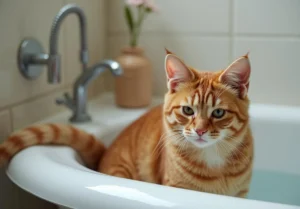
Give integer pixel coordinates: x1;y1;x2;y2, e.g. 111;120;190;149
195;129;207;136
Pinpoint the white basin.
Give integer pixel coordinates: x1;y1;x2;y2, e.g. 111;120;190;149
6;122;138;209
5;93;300;209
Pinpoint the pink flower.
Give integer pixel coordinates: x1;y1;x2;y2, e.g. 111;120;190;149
125;0;144;6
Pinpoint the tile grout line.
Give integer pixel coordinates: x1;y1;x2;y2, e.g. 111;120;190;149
233;33;300;38
0;85;71;113
0;81;100;116
8;108;14;134
108;31;231;37
107;31;300;39
228;0;234;62
104;0;112;93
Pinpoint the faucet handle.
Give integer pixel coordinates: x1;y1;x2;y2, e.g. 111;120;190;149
55;98;65;105
63;92;72;101
56;92;74;110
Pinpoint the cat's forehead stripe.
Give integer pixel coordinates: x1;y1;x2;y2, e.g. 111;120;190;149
187;96;192;105
181;78;229;107
203;81;213;105
183;82;222;107
193;92;199;106
194;81;200;89
206;93;213;107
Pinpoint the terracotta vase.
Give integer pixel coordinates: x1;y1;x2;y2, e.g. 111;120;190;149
114;46;152;108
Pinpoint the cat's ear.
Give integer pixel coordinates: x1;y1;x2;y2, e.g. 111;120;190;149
165;48;174;55
219;53;251;99
165;53;195;93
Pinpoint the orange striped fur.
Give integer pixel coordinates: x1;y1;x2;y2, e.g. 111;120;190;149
0;124;105;169
99;50;254;198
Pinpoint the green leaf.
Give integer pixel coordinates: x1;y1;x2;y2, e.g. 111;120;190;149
145;7;152;13
124;6;134;34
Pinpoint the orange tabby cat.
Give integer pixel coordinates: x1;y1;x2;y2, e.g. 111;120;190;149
0;49;253;198
99;50;253;197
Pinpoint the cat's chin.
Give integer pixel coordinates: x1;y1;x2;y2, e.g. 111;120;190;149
187;137;219;149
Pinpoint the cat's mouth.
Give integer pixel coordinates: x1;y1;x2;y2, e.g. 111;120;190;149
186;135;219;148
183;134;219;148
196;138;207;143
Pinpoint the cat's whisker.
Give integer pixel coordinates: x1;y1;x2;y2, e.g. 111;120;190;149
176;137;187;154
152;139;171;158
218;141;231;156
152;132;185;157
220;139;250;163
152;132;180;157
218;142;238;171
180;140;190;156
153;134;176;153
155;135;185;157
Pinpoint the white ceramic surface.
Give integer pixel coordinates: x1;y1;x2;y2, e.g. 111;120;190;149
5;93;300;209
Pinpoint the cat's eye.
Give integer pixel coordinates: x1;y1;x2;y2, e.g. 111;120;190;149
212;108;225;118
182;106;194;116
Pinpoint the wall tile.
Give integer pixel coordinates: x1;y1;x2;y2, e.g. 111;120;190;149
64;0;107;98
234;0;300;35
11;87;72;130
0;110;12;143
0;0;65;109
108;0;230;34
107;35;230;96
233;37;300;106
0;0;21;72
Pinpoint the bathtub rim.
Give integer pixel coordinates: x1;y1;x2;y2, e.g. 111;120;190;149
5;92;300;209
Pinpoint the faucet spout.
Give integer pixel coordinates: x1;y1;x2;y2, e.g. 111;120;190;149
49;4;89;83
17;4;89;84
17;3;122;124
74;60;123;87
57;60;123;123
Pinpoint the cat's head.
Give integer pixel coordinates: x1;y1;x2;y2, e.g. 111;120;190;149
163;49;251;149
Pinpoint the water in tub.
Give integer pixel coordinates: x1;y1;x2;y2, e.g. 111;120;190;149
248;170;300;206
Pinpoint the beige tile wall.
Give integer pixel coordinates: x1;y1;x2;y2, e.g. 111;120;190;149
0;0;108;208
106;0;300;106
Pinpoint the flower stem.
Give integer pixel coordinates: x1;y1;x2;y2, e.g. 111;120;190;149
130;6;147;47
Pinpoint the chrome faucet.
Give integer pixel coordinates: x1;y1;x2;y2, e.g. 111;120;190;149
48;4;89;83
16;4;123;123
17;4;88;83
56;60;122;123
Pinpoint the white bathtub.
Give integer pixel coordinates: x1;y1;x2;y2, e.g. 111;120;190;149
5;93;300;209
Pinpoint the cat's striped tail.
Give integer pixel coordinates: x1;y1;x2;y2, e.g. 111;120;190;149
0;123;105;170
